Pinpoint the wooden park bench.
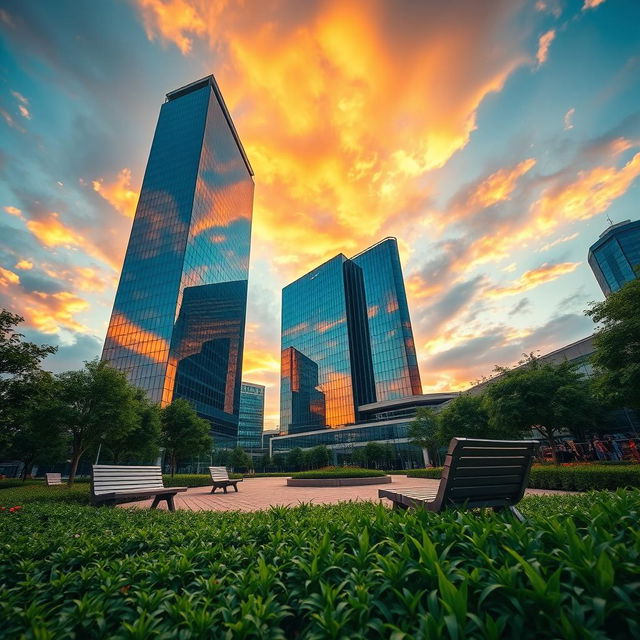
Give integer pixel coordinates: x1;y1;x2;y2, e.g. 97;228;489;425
45;473;64;486
209;467;242;494
91;465;187;512
379;438;537;521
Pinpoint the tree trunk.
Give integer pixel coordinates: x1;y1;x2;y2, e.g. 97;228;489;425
171;451;176;478
68;449;83;486
547;433;559;466
21;459;33;481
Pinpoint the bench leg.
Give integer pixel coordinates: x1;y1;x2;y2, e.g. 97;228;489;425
493;505;525;522
223;485;228;494
166;495;176;512
211;486;217;494
233;483;238;492
392;501;408;511
150;495;161;509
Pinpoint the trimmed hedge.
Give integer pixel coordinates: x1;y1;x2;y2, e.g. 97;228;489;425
291;466;386;479
162;473;241;488
1;491;639;638
407;464;640;491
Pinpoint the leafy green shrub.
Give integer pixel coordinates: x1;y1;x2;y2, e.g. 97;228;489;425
1;491;639;638
407;464;640;490
291;466;386;479
162;473;245;488
0;483;90;505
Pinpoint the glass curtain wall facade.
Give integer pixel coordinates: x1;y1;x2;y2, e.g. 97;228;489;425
588;219;640;296
280;254;375;434
352;238;422;400
102;76;254;446
237;382;265;449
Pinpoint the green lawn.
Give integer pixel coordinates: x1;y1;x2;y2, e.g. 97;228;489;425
1;485;639;639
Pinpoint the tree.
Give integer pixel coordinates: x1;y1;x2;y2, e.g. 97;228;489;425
307;445;331;469
4;371;67;478
106;391;161;464
0;310;57;451
484;355;600;464
437;394;493;445
229;447;253;473
58;360;142;485
408;408;440;466
587;278;640;410
160;398;212;476
287;447;305;471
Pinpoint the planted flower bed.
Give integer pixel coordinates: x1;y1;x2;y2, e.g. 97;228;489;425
406;463;640;491
288;466;390;486
1;488;639;638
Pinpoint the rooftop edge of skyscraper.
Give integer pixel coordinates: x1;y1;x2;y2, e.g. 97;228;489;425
166;75;254;177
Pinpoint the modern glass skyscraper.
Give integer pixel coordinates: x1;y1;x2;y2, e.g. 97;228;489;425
352;238;422;400
102;76;254;446
588;219;640;296
237;382;265;449
280;238;421;434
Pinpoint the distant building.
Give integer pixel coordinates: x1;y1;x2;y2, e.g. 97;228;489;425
102;75;254;447
588;219;640;296
279;238;421;434
237;382;265;450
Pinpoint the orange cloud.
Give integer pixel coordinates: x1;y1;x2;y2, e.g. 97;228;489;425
93;168;139;218
583;0;606;10
4;205;22;216
467;158;536;210
486;262;581;298
26;212;85;248
0;267;20;286
531;152;640;230
15;260;33;270
536;29;555;67
134;0;529;278
25;291;90;334
537;232;579;252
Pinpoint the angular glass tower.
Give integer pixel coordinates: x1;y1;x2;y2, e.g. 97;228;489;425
280;238;421;434
352;238;422;400
237;382;265;449
102;76;254;446
588;219;640;296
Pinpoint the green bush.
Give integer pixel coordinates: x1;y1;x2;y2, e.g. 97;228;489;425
1;491;639;638
291;466;386;479
406;468;443;479
162;473;241;488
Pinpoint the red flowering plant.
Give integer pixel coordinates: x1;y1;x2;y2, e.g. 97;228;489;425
1;505;22;513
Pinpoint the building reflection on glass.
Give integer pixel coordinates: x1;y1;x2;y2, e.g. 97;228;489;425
280;238;421;434
238;382;265;449
102;76;253;447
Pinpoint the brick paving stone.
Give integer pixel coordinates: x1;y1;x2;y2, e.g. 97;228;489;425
118;476;570;512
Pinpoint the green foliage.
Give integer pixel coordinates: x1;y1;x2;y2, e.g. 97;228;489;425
588;278;640;409
437;394;494;444
1;491;639;638
408;407;439;465
286;447;305;471
162;474;241;488
484;354;602;462
291;466;386;479
160;399;212;477
57;359;145;484
229;447;253;473
407;464;640;491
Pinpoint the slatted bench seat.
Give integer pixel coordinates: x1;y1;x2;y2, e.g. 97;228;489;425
209;466;242;493
379;437;537;521
92;465;187;511
45;473;64;486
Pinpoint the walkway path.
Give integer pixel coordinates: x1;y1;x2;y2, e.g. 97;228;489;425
120;476;568;512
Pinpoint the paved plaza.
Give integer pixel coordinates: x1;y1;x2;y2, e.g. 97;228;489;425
120;476;568;512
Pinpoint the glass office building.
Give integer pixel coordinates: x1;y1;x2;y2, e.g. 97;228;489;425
352;238;422;400
280;238;421;434
102;76;254;446
237;382;265;449
588;219;640;296
280;254;375;433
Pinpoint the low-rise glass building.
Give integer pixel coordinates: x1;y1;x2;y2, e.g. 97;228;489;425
237;382;265;450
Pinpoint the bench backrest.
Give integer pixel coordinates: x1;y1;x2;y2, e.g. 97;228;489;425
209;467;230;482
45;472;62;485
92;465;164;495
433;438;537;510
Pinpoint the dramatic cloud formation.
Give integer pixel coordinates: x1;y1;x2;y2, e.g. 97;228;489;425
487;262;581;298
92;169;139;219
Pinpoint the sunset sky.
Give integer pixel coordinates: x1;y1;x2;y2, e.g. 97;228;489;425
1;0;639;429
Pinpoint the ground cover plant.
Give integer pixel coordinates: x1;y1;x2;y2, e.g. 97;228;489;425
291;466;386;479
407;464;640;490
1;489;639;639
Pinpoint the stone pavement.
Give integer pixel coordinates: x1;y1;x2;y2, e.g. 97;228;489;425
119;475;568;512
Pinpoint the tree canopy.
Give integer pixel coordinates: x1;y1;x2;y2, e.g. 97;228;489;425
587;277;640;410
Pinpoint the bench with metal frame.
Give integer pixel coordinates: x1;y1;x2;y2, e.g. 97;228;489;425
91;465;187;512
209;466;242;494
45;472;64;486
379;438;537;521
